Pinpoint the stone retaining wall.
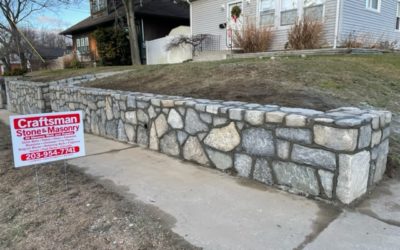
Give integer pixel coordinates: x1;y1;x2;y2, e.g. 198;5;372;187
5;77;392;204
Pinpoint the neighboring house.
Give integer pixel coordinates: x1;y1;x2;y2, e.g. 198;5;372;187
60;0;190;64
1;47;66;73
188;0;400;51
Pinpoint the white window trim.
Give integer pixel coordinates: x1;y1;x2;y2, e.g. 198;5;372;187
259;0;276;27
365;0;381;13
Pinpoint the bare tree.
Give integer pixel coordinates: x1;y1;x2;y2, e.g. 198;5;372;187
0;0;78;70
121;0;140;65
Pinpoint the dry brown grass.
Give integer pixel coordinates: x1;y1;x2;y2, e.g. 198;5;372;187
287;17;323;50
233;20;274;53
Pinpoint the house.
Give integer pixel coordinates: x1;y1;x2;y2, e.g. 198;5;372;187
60;0;190;64
187;0;400;51
0;47;66;74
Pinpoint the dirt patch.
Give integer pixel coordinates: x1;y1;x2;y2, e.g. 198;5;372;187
84;55;400;112
0;122;199;250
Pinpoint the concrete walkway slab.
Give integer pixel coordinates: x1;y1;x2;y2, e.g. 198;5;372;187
2;109;400;250
69;142;338;250
357;178;400;226
305;211;400;250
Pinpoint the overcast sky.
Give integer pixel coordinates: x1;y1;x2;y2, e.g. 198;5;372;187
26;1;90;32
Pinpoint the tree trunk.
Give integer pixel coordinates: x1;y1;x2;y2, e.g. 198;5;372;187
123;0;141;65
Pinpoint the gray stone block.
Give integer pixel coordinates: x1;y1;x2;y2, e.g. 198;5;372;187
124;124;136;142
276;128;312;144
229;108;243;121
285;114;307;127
206;148;232;170
183;136;209;165
371;130;382;147
265;111;286;123
242;128;275;157
277;140;290;160
245;110;264;125
373;139;389;183
149;123;159;150
117;120;128;142
200;113;212;124
314;125;358;151
167;109;184;129
318;170;334;198
291;144;336;170
234;154;253;177
213;117;228;126
253;159;273;185
160;131;180;156
185;108;209;135
272;161;319;196
337;151;370;204
358;125;372;149
177;131;189;145
155;114;168;138
137;126;149;147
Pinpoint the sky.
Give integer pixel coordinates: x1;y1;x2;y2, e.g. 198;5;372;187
24;1;91;33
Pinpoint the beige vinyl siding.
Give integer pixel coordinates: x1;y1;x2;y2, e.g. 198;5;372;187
192;0;338;51
340;0;400;46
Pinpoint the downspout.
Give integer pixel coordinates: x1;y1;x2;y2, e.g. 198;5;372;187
333;0;341;48
186;0;193;36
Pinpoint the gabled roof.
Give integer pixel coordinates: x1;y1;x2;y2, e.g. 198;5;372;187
60;0;189;35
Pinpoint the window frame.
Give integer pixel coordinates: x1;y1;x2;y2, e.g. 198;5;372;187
280;0;298;26
76;36;90;54
91;0;107;14
303;0;325;22
260;0;276;27
365;0;381;13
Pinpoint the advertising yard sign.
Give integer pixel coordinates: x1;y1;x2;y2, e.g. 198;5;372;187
9;111;86;168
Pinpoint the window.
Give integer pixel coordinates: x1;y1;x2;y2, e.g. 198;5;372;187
260;0;275;26
304;0;324;21
397;1;400;30
281;0;298;26
76;37;89;54
366;0;380;12
91;0;106;13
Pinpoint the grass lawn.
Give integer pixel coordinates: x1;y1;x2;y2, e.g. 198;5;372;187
84;54;400;113
24;65;133;82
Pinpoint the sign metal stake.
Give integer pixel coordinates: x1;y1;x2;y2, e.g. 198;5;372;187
34;165;41;206
63;160;68;191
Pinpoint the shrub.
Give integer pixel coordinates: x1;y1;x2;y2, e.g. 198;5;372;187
3;68;27;76
287;17;323;50
93;27;131;65
342;32;364;48
371;40;398;50
233;21;274;53
63;53;83;69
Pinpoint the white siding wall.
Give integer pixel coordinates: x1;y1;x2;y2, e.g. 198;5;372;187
340;0;400;46
191;0;338;51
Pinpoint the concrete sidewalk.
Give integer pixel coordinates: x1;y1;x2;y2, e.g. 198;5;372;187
1;109;400;250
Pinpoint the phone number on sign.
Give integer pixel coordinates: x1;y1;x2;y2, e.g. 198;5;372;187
21;146;80;161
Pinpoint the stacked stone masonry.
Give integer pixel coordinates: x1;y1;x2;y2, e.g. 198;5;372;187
5;77;392;204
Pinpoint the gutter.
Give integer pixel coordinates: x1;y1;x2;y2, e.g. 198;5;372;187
333;0;341;48
186;0;193;36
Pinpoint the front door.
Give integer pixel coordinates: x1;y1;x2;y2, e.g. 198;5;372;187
226;1;243;48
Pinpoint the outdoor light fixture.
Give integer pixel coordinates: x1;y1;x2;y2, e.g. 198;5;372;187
221;4;225;10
